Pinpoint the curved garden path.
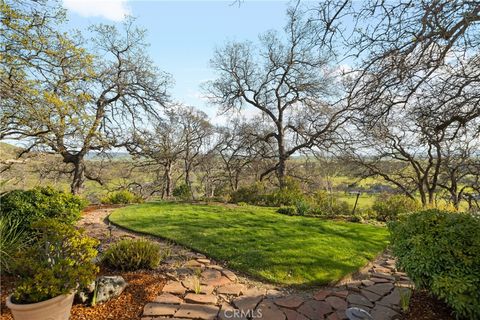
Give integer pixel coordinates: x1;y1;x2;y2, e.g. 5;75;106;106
80;207;414;320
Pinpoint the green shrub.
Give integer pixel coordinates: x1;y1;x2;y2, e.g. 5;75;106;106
295;200;310;216
0;186;87;232
237;202;249;206
12;219;99;304
348;214;364;223
173;184;192;200
101;190;143;204
102;239;168;271
230;182;266;204
0;217;29;274
263;179;305;206
310;191;350;216
277;206;296;216
373;194;420;221
389;209;480;319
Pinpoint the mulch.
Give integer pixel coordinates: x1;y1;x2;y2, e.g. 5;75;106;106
402;289;455;320
0;269;165;320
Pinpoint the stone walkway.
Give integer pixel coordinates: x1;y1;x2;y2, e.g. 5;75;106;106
80;207;414;320
141;250;413;320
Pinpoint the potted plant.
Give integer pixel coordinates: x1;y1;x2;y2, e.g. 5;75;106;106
6;219;99;320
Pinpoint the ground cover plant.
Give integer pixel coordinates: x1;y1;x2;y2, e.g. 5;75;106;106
109;202;389;286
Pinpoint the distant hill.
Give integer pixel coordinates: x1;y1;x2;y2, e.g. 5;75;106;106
0;142;130;161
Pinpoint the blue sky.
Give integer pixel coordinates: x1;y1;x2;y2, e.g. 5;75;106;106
63;0;291;121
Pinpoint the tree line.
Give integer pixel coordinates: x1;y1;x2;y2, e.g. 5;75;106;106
1;0;479;209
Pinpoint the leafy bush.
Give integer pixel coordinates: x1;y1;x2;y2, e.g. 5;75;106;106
263;179;305;206
0;186;87;232
0;217;29;274
173;184;192;200
277;206;296;216
295;200;310;216
101;190;143;204
373;194;420;221
230;182;266;204
237;202;249;206
348;214;364;223
390;209;480;319
310;191;350;216
12;219;99;304
102;239;168;271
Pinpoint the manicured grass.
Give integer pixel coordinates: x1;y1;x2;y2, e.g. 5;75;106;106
109;202;389;287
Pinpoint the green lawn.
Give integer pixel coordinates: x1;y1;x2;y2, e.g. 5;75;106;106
109;202;389;287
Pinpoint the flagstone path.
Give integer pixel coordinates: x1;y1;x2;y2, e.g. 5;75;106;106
141;252;413;320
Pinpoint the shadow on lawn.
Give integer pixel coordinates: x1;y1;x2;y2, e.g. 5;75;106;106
109;202;389;288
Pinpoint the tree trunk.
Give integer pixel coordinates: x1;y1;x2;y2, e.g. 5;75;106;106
419;186;427;207
164;161;172;198
276;127;287;188
70;158;86;195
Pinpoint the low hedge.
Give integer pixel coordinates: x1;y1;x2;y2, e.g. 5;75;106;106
0;186;87;231
389;209;480;319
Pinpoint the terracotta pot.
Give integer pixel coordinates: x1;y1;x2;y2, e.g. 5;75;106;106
6;292;75;320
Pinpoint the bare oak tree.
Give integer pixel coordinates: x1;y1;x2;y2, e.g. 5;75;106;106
205;3;347;187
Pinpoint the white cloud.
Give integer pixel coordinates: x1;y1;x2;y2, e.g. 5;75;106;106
63;0;130;21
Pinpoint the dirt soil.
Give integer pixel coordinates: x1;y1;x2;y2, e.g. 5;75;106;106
402;289;455;320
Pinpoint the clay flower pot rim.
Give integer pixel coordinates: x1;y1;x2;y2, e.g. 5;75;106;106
6;292;74;311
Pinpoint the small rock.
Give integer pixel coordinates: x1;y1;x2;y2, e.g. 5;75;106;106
201;269;223;281
185;293;218;305
297;300;332;319
163;281;187;295
233;295;264;311
325;296;347;310
217;283;245;296
218;303;248;320
154;292;183;304
377;287;410;311
363;283;394;297
274;296;305;309
256;300;286;320
184;259;204;268
266;289;283;298
374;267;392;274
361;280;375;287
143;303;179;316
371;305;400;320
242;286;266;297
95;276;127;304
370;272;395;281
197;258;211;264
174;303;220;320
331;290;349;299
207;264;224;270
313;290;331;301
222;269;238;282
370;277;390;283
360;289;382;302
280;308;309;320
346;294;374;308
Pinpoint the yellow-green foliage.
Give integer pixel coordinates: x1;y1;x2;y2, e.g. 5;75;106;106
12;220;99;304
373;194;420;221
102;239;168;271
101;190;143;204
